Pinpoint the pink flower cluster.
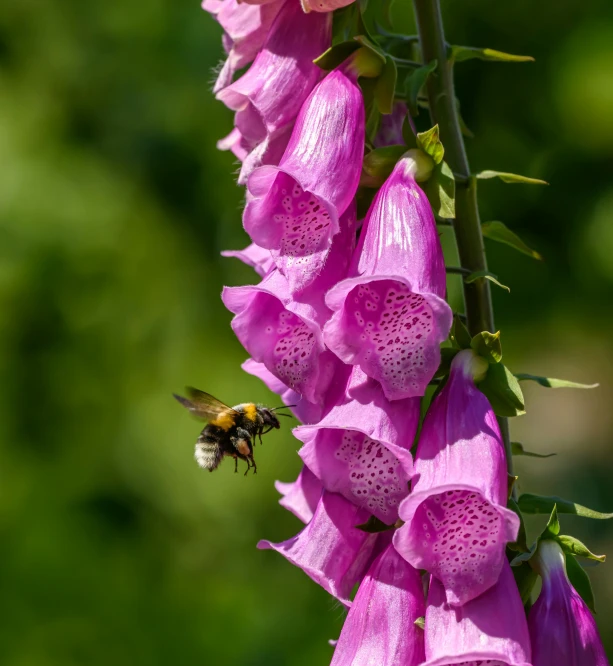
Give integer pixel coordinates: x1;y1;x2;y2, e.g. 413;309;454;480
205;2;610;664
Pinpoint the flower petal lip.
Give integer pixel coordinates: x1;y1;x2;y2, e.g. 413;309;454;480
301;0;357;12
275;465;323;524
258;491;378;605
330;543;426;666
216;1;330;142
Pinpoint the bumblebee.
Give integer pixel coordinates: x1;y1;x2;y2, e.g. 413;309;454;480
173;387;290;474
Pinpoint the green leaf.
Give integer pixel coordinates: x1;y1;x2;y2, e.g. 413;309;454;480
314;42;360;70
518;494;613;519
464;270;510;292
511;442;556;458
450;314;471;350
355;515;395;533
482;221;543;261
421;160;455;218
416;125;444;164
511;561;538;606
354;35;387;63
476;170;548;186
374;56;397;114
361;145;406;187
515;374;599;389
558;535;606;562
565;554;596;612
404;60;437;116
450;45;535;64
470;330;502;364
478;362;525;417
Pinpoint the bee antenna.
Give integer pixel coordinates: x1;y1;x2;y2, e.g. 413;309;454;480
271;404;297;411
275;412;293;418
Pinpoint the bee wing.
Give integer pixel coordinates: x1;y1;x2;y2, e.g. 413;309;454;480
173;387;238;421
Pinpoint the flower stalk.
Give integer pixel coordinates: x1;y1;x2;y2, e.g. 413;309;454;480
412;0;514;476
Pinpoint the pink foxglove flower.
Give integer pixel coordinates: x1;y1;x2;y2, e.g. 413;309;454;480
244;65;364;293
423;561;532;666
330;543;425;666
258;491;378;605
373;102;410;148
528;539;609;666
324;152;451;400
222;206;356;405
217;2;330;153
203;0;283;93
301;0;356;11
275;465;323;524
393;349;519;605
295;366;418;523
221;242;274;277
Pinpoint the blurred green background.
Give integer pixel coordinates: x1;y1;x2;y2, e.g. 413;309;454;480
0;0;612;663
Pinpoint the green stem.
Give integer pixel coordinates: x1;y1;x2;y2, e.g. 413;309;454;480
412;0;514;474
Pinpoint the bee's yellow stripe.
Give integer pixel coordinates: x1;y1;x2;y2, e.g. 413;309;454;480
243;403;257;422
211;410;235;431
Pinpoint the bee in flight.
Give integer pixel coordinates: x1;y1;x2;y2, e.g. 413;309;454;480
173;387;292;475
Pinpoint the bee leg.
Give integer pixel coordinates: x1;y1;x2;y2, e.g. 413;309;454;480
234;456;238;474
250;455;257;475
243;458;250;477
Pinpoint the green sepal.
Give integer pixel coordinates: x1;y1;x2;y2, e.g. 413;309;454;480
416;125;444;164
404;60;437;116
374;55;397;114
314;41;360;70
450;314;471;350
331;4;368;45
482;221;543;261
565;554;596;612
511;442;555;458
510;505;559;567
361;145;406;188
465;270;510;293
421;160;455;218
414;617;425;630
507;497;528;553
515;374;599;389
558;535;606;563
450;45;535;64
476;170;548;186
355;515;396;533
518;494;613;519
470;330;502;364
511;561;538;606
478;362;525;417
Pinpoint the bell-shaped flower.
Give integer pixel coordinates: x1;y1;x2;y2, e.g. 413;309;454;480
258;491;378;605
528;539;609;666
275;465;323;524
393;349;519;605
295;366;419;524
203;0;283;93
301;0;357;11
244;65;364;293
222;268;338;405
373;102;410;148
423;561;532;666
323;152;452;400
217;2;330;150
330;543;425;666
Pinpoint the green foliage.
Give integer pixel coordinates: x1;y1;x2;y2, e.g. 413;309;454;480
421;160;456;218
374;56;398;113
478;363;526;416
518;494;613;519
476;170;549;185
515;374;599;389
511;442;556;458
464;270;510;292
481;221;543;260
566;553;597;612
404;60;437;115
450;45;535;63
416;125;444;164
361;145;406;187
470;330;502;363
450;315;472;349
